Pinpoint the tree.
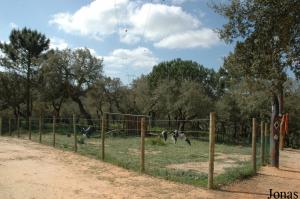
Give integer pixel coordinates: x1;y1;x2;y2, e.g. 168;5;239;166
213;0;300;167
41;48;103;124
88;77;129;117
0;28;49;123
148;58;219;98
0;72;26;117
38;49;70;117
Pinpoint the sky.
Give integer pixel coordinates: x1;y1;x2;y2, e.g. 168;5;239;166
0;0;234;84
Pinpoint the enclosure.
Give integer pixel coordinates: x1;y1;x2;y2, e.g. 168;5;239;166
0;112;269;188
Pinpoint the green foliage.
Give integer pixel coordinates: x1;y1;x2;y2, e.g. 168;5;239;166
146;137;166;146
148;59;220;98
0;28;49;117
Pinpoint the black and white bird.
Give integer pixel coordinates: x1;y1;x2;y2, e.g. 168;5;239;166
79;126;95;138
172;130;191;145
160;129;191;145
161;130;168;142
172;130;179;144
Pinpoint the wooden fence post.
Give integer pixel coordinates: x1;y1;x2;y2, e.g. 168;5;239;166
29;117;32;140
17;116;20;138
208;112;216;189
53;116;56;147
252;118;257;173
264;122;269;164
140;117;145;173
73;114;77;152
39;115;42;143
0;117;2;136
9;117;11;136
101;115;105;160
261;121;265;165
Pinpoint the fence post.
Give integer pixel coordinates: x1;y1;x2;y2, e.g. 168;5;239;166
73;114;77;152
264;122;269;164
29;117;32;140
208;112;216;189
252;118;257;173
0;117;2;136
9;117;11;136
53;116;56;147
140;117;145;173
17;115;20;138
101;114;105;160
261;121;265;165
39;115;42;143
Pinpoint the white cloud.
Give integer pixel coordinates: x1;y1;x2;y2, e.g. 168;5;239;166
50;0;219;49
49;37;68;50
128;3;200;41
103;47;158;70
102;47;159;83
152;0;194;4
154;28;219;49
74;47;98;57
49;0;130;40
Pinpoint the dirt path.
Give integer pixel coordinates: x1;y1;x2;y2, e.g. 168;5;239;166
0;137;299;199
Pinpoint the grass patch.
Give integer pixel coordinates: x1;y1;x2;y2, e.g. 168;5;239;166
146;137;166;146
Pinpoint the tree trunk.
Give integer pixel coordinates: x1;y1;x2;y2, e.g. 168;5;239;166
270;93;280;167
26;63;31;129
52;98;64;119
278;87;285;150
71;96;93;125
168;114;171;130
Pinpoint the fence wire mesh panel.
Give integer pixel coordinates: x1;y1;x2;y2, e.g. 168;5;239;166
54;117;74;152
1;117;10;136
213;119;254;187
145;119;210;186
0;113;272;188
29;118;39;142
41;117;54;146
76;117;101;158
104;113;144;171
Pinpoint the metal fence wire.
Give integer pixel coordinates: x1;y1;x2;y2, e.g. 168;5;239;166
0;113;269;188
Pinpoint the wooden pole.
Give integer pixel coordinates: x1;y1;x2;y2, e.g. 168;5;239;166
9;117;11;136
39;115;42;143
17;116;20;138
73;114;77;152
140;117;145;173
101;115;105;160
53;116;56;147
28;117;32;140
208;112;216;189
0;117;2;136
252;118;257;173
261;121;265;165
264;122;269;164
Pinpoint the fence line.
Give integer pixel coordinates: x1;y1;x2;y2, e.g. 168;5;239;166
0;113;267;190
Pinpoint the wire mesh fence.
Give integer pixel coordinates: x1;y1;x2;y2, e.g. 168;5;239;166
144;118;210;186
0;113;270;188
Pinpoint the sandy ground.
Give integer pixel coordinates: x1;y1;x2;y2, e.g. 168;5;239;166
0;137;299;199
167;153;251;175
